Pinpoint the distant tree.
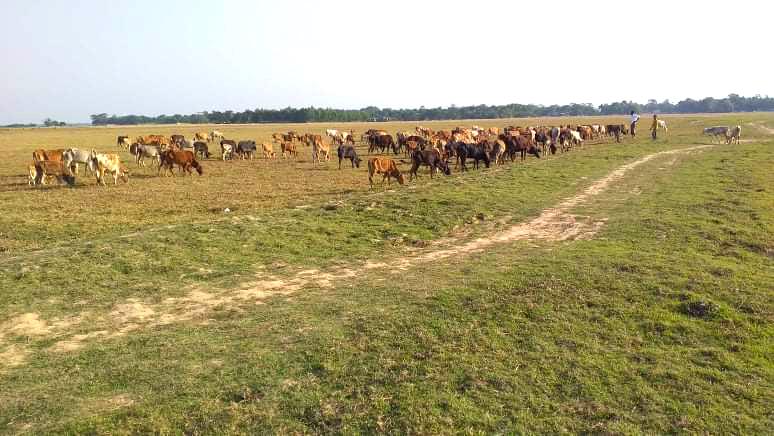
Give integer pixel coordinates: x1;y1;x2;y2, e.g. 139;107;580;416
43;118;66;127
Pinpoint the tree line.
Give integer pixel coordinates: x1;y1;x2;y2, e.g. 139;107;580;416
82;94;774;126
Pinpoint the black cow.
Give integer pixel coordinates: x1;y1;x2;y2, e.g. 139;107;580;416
456;142;490;171
409;148;450;181
237;140;257;160
193;141;210;159
369;135;395;154
337;145;362;169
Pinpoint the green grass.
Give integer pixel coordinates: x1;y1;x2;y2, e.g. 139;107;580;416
0;114;772;434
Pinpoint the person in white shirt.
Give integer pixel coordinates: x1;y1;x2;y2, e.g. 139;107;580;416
630;111;640;137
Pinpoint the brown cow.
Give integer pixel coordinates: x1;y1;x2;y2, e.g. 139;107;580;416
33;160;75;186
368;157;405;187
281;142;297;158
159;150;203;176
261;143;276;159
194;132;209;142
32;149;65;163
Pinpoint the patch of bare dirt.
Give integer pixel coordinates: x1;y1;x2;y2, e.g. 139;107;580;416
0;145;716;366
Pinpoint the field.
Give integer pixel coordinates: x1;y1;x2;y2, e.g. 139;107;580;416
0;114;772;434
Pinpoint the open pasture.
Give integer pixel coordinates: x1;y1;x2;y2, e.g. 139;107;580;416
0;114;772;433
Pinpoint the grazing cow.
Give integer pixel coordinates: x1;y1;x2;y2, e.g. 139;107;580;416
368;157;405;187
703;126;729;143
159;149;203;176
91;152;129;185
34;160;75;186
32;149;65;163
726;125;742;144
454;142;490;171
193;141;210;159
570;130;584;146
337;145;362;169
179;139;195;150
606;124;626;143
657;119;668;134
63;148;96;175
117;135;130;149
194;132;209;142
236;140;257;160
501;134;540;161
312;138;331;163
409;148;450;180
281;142;297;158
131;143;161;167
261;142;276;158
220;140;237;160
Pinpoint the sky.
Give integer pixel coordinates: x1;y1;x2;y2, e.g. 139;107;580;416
0;0;771;124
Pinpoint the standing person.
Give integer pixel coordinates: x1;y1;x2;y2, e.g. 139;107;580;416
630;110;640;137
650;114;659;141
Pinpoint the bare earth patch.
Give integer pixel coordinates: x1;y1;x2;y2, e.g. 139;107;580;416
0;145;716;368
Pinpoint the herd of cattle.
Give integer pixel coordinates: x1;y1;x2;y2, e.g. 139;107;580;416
25;122;742;188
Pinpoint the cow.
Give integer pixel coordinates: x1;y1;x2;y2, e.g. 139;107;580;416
194;132;209;142
369;134;395;154
337;145;362;169
452;142;489;171
131;143;161;167
236;140;257;160
27;163;39;185
534;129;550;155
170;134;185;146
220;140;237;160
63;148;96;175
193;141;210;159
703;126;729;143
32;149;65;164
312;138;331;163
657;119;668;135
488;139;507;165
501;134;540;161
180;139;195;150
409;148;450;180
726;125;742;144
91;152;129;185
136;135;170;148
570;130;584;146
261;142;276;159
606;124;627;143
325;129;339;140
117;135;130;149
209;130;224;142
368;157;405;187
33;160;75;186
159;149;203;176
281;142;297;159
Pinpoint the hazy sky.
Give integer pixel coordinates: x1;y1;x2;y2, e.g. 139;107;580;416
1;0;771;124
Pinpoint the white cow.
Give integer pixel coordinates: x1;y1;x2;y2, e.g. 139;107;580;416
726;125;742;144
657;120;668;134
63;148;97;175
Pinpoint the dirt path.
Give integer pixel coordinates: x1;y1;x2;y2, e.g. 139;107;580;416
748;122;774;136
0;144;716;371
